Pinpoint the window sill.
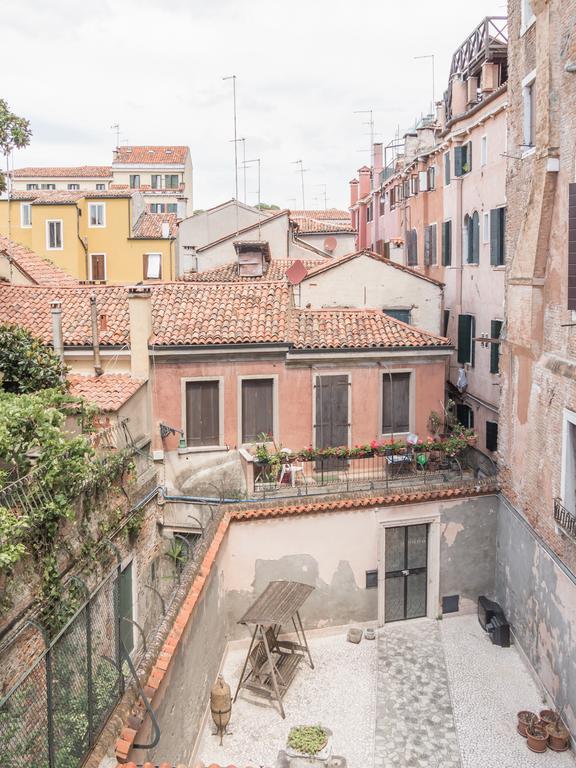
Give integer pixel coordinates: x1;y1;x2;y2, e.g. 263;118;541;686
46;247;64;251
522;147;536;159
177;445;229;455
379;431;410;440
88;224;106;229
520;16;536;36
491;265;506;270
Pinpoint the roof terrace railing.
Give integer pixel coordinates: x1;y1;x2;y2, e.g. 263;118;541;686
449;16;508;79
554;498;576;539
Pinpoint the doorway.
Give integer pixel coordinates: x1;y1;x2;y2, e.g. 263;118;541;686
384;524;428;622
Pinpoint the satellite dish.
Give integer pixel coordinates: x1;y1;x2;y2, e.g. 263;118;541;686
324;235;337;253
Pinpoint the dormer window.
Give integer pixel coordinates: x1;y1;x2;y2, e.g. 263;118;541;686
234;241;271;277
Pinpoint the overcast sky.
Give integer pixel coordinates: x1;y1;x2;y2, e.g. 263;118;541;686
4;0;506;211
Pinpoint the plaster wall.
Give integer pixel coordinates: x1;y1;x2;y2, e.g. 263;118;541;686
11;177;112;191
297;232;356;258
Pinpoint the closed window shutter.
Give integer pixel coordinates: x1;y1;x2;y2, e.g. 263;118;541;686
445;153;451;184
442;220;452;266
472;212;480;264
242;379;273;442
490;208;500;265
424;226;430;265
490;320;503;374
454;146;464;177
457;314;474;364
186;381;220;446
466;141;472;172
382;373;410;433
486;421;498;452
430;224;437;264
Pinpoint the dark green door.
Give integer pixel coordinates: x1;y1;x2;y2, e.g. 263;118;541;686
384;524;428;622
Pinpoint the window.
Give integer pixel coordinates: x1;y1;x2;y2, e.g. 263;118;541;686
522;72;536;149
465;211;480;264
407;229;418;266
150;203;166;213
379;194;385;216
96;183;106;191
129;174;140;189
490;207;506;266
444;152;451;185
483;212;490;243
443;309;450;338
490;319;503;374
151;174;163;189
241;378;274;442
403;179;410;199
561;410;576;513
442;220;452;266
410;174;419;196
40;183;56;190
26;183;38;190
424;223;437;265
384;309;411;324
90;253;106;281
486;421;499;452
165;174;179;189
456;403;474;429
455;142;472;176
366;202;373;223
20;203;32;228
68;183;80;190
418;170;428;192
481;135;488;166
167;203;178;213
521;0;535;32
382;372;410;434
457;314;475;365
185;380;221;446
46;220;63;250
427;166;436;190
88;202;106;227
143;252;162;279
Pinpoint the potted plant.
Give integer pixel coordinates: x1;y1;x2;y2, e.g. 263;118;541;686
286;725;332;763
526;722;548;753
517;710;537;737
546;719;570;752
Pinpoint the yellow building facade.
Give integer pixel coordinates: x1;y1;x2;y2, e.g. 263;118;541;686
0;191;175;283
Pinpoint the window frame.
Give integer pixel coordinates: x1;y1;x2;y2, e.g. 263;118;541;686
46;219;63;250
442;220;452;266
20;203;32;228
521;0;536;35
383;308;411;324
238;375;278;445
490;319;503;374
96;183;106;191
486;421;499;452
151;174;163;189
181;376;225;450
143;252;162;280
165;174;179;189
129;174;141;189
88;202;106;228
90;252;107;281
457;313;475;366
67;183;80;191
561;408;576;514
424;222;437;266
481;135;488;166
522;70;537;153
26;183;39;190
380;370;414;437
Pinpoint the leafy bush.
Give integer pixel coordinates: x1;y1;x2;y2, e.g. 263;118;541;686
0;323;67;394
287;725;328;756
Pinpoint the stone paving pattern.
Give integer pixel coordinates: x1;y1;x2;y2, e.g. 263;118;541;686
375;620;461;768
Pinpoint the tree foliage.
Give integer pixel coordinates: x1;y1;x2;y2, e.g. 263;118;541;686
0;99;32;193
0;323;68;393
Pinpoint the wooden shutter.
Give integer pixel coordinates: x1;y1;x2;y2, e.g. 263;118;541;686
442;220;452;266
242;379;273;443
466;141;472;172
490;320;503;374
315;375;349;450
457;314;474;364
91;254;105;281
443;309;450;337
382;372;410;433
445;153;451;185
424;226;431;265
472;212;480;264
570;184;576;310
486;421;498;452
454;146;464;177
186;381;220;446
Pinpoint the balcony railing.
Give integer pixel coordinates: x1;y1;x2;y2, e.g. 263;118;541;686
554;498;576;539
242;445;498;500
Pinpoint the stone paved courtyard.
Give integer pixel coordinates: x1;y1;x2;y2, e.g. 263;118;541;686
197;617;575;768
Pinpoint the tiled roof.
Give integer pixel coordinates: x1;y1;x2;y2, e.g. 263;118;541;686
12;166;112;178
290;208;355;234
9;189;131;203
0;235;78;287
113;146;189;164
290;308;450;350
179;259;322;283
303;250;445;287
68;374;145;411
0;282;293;348
290;208;351;221
132;212;177;239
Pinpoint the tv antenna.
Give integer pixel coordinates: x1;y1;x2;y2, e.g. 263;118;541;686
291;160;309;210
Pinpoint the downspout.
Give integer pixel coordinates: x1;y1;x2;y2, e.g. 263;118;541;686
76;205;89;280
456;171;463;315
90;292;103;376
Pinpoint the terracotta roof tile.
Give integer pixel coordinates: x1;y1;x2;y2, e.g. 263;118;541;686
113;146;189;164
9;189;132;203
290;308;451;350
290;209;355;234
132;212;177;239
68;374;145;411
290;208;352;221
0;235;78;287
12;166;112;178
179;259;322;283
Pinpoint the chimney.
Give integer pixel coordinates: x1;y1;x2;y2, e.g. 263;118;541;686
481;62;499;94
373;143;384;177
128;286;152;379
466;76;479;106
358;166;371;199
436;101;447;129
451;77;467;116
50;300;64;362
161;221;170;239
350;178;359;207
89;293;103;376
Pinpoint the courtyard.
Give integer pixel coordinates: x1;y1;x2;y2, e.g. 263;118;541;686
198;614;575;768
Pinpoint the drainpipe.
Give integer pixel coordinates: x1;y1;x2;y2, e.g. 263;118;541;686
90;292;103;376
50;300;64;363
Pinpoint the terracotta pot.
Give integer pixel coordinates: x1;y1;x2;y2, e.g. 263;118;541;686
517;711;537;738
526;724;548;753
539;709;556;726
546;722;570;752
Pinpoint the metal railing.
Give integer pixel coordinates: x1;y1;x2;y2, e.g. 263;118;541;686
554;498;576;539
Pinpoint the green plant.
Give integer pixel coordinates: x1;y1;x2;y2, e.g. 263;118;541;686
287;725;328;756
0;99;32;193
427;410;442;436
0;323;67;394
166;540;187;567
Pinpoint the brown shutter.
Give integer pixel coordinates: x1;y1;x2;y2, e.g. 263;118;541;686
382;373;410;433
91;254;105;281
569;184;576;310
242;379;273;442
186;381;220;446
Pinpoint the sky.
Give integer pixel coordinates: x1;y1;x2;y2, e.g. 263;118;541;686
3;0;506;211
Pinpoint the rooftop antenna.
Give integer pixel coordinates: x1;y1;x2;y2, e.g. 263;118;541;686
315;184;328;210
230;137;247;203
223;75;239;230
291;160;308;210
243;158;261;237
414;55;435;115
111;123;120;148
354;109;374;167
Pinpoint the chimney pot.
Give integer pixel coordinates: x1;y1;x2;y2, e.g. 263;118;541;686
50;300;64;362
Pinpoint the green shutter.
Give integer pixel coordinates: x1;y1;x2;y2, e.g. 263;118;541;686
442;220;452;266
454;146;464;177
445;153;451;185
466;141;472;173
490;209;499;265
472;211;480;264
457;314;472;364
490;320;503;374
424;226;430;265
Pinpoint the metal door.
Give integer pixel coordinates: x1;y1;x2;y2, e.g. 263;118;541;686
315;375;349;469
384;524;428;622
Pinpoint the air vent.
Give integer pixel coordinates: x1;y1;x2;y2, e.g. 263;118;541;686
442;595;460;614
